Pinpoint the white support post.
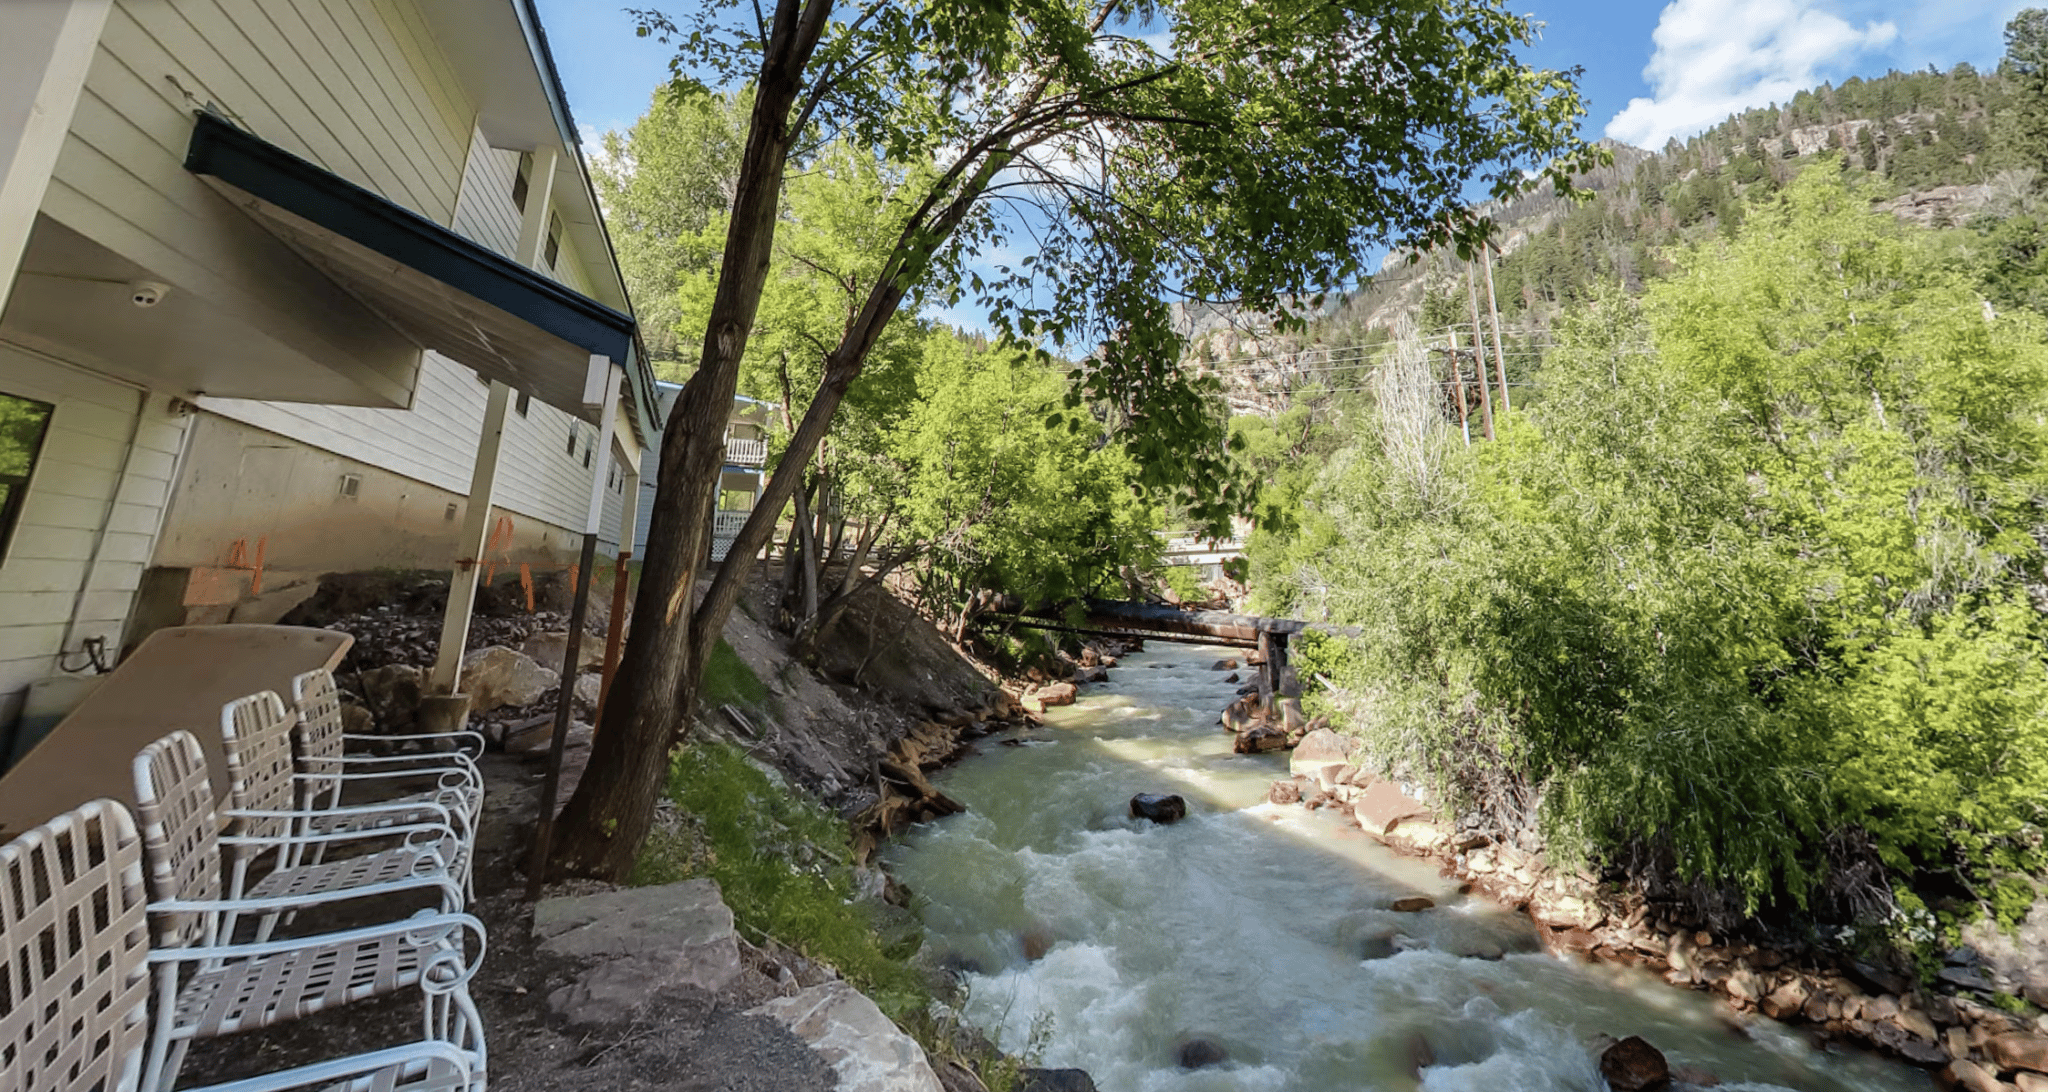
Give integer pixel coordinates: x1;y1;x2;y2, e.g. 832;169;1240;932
512;145;559;271
582;366;623;536
0;0;111;317
428;379;514;695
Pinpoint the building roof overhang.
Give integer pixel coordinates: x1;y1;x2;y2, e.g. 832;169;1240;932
184;111;659;446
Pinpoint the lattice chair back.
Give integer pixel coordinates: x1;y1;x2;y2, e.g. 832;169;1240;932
0;799;151;1092
290;667;347;802
219;691;297;843
130;730;226;949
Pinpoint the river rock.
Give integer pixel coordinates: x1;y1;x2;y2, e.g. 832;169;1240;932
1073;666;1109;685
1210;658;1238;671
1224;672;1240;683
1760;977;1810;1020
1020;1069;1097;1092
534;879;742;1025
1269;779;1304;805
1177;1039;1228;1069
2015;1073;2048;1092
749;980;945;1092
1598;1035;1670;1092
460;646;558;712
1352;781;1432;836
520;630;603;673
1289;728;1353;777
1036;682;1077;707
1390;895;1435;913
1130;793;1188;824
1669;1064;1721;1087
1940;1059;2005;1092
1990;1033;2048;1074
1235;725;1289;753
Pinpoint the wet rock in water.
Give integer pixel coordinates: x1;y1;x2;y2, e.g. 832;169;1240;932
1359;930;1401;960
459;646;558;712
1130;793;1188;824
1021;926;1055;961
1035;682;1078;707
1669;1064;1720;1087
1224;672;1240;683
1268;779;1303;805
1389;895;1435;913
1019;1069;1097;1092
1599;1035;1670;1092
1234;725;1289;753
1177;1039;1228;1069
1288;728;1354;777
1210;658;1239;671
1072;666;1109;685
1406;1030;1435;1075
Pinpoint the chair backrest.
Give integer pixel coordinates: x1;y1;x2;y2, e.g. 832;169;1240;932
131;730;225;948
219;691;297;842
0;799;150;1092
291;667;346;784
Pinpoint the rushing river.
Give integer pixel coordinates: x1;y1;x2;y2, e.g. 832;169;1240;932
884;644;1934;1092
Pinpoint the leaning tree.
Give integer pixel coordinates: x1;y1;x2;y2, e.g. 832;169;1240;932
549;0;1598;880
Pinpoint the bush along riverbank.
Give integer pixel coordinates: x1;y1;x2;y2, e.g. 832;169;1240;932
1265;726;2048;1089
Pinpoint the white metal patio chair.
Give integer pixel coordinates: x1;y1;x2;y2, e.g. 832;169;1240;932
290;668;482;848
130;731;485;1092
218;692;471;930
0;796;484;1092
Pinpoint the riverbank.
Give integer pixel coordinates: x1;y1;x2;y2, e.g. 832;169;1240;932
1263;727;2048;1091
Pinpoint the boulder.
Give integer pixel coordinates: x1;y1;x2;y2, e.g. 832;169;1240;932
1760;978;1810;1021
2015;1072;2048;1092
1234;725;1289;753
1289;728;1354;777
1020;1069;1097;1092
1130;793;1188;824
1389;895;1435;913
459;646;558;712
1939;1059;2004;1092
1036;682;1078;707
1352;781;1432;836
1268;779;1303;805
1598;1036;1670;1092
1210;659;1239;671
1990;1033;2048;1074
520;630;604;673
749;981;945;1092
534;879;742;1025
356;663;424;730
1177;1039;1228;1069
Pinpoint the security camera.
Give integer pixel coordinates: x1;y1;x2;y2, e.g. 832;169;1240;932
128;280;169;308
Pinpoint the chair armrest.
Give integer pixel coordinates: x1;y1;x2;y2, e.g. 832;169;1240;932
164;1041;477;1092
149;874;463;920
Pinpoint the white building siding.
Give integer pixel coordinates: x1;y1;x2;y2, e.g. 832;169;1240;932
0;342;186;697
452;127;523;259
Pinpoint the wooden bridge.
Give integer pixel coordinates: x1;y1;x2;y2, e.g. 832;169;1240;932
985;599;1357;727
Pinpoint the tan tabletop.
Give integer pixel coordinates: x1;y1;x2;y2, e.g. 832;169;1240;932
0;625;351;840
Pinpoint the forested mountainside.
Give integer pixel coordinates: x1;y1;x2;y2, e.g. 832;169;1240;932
1232;30;2048;956
1195;62;2048;414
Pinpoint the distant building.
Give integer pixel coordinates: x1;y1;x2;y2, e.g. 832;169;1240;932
633;384;772;563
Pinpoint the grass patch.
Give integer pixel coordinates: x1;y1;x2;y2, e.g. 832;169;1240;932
699;637;769;709
633;741;930;1018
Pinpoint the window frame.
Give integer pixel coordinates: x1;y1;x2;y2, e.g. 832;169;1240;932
0;391;58;564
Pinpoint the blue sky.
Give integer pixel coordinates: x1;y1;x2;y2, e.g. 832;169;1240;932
534;0;2026;156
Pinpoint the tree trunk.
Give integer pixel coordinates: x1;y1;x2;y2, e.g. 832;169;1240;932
546;0;833;882
794;469;820;624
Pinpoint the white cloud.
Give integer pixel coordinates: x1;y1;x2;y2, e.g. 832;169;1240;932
1605;0;1898;150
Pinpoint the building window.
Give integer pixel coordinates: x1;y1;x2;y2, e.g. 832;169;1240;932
0;391;56;561
513;152;532;213
515;391;531;417
565;429;578;456
545;212;562;268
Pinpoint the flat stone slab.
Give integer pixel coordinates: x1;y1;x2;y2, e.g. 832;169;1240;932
749;980;944;1092
535;879;743;1025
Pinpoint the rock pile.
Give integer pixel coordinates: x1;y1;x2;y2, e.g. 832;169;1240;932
1260;742;2048;1085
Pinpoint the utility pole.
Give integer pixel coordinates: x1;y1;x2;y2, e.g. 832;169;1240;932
1444;330;1471;446
1465;267;1496;441
1482;243;1511;413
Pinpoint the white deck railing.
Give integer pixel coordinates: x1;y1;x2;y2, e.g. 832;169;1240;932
710;510;749;562
724;437;768;467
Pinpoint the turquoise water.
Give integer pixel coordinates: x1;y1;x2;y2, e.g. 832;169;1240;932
884;644;1933;1092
